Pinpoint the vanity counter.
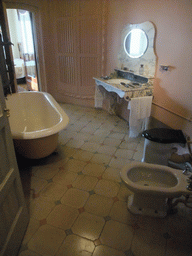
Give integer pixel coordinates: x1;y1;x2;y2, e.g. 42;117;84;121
93;77;153;101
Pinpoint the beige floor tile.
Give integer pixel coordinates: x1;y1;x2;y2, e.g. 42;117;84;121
97;145;117;155
100;220;133;251
58;146;77;158
81;126;98;134
90;153;111;165
115;148;134;159
72;212;105;240
22;218;40;245
52;170;78;186
20;103;192;256
131;228;166;256
32;165;60;180
64;158;88;173
92;245;125;256
132;242;165;256
136;215;167;233
61;188;89;208
166;238;192;256
30;197;55;220
82;162;106;177
109;201;132;224
93;129;110;137
112;126;128;134
119;140;138;150
31;176;48;194
124;135;141;142
103;137;122;147
108;132;125;140
66;138;85;148
72;149;94;162
84;194;113;216
136;145;145;154
88;134;106;143
19;250;41;256
117;184;133;202
102;167;121;182
72;175;98;191
81;142;100;152
94;179;120;197
109;157;131;169
55;234;95;256
133;150;143;161
59;130;78;145
47;204;79;230
28;224;66;255
99;122;115;130
40;182;68;200
68;121;86;132
166;214;192;247
73;131;92;140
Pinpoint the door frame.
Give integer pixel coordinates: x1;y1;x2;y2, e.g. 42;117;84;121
4;1;47;92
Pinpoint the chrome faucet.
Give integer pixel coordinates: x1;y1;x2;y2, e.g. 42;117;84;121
186;175;192;191
182;162;192;175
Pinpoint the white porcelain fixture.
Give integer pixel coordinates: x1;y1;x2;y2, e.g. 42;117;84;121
142;139;175;165
6;91;69;159
120;161;192;218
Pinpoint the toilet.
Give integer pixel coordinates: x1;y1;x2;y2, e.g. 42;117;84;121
120;161;192;218
142;128;186;165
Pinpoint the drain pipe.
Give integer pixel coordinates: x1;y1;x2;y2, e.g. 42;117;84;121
167;195;192;211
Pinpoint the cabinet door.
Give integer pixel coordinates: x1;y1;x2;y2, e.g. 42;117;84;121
50;0;106;104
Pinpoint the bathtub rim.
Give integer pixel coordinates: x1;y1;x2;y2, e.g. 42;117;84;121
6;91;69;140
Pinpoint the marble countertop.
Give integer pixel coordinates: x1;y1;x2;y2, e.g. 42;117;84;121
93;77;153;100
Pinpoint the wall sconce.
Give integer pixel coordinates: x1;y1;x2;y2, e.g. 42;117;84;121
159;65;170;72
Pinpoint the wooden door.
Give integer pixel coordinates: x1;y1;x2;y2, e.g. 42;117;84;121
0;74;29;255
0;0;17;95
0;1;29;255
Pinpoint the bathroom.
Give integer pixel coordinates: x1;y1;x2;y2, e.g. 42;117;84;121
1;0;192;255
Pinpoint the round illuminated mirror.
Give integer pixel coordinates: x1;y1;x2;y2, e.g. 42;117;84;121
124;28;148;58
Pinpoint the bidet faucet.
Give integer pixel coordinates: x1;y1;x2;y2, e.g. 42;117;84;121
182;162;192;175
186;175;192;191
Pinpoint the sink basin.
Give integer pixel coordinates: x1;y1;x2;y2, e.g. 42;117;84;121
106;79;131;84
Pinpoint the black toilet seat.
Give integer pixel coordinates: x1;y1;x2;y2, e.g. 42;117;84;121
142;128;186;144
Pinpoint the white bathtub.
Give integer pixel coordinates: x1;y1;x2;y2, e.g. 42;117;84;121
6;91;69;159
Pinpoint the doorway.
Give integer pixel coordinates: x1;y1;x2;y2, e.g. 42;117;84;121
6;8;39;91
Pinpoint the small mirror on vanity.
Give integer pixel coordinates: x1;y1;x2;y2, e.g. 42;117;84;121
118;21;156;79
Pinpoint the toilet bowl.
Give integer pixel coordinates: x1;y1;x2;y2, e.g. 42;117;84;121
120;161;192;218
142;128;186;165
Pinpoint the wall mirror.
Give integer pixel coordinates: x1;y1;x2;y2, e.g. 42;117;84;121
118;21;156;78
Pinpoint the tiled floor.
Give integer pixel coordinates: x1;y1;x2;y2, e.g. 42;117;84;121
17;103;192;256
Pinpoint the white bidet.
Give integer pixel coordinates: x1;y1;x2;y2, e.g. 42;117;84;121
120;161;192;218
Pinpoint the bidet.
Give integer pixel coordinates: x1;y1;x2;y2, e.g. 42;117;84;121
120;161;192;218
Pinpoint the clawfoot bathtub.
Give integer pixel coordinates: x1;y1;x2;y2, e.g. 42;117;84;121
6;91;69;159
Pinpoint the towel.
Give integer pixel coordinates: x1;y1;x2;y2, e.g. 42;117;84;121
95;86;104;108
140;96;153;119
128;96;153;137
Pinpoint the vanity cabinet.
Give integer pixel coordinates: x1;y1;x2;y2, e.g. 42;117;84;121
94;77;153;113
